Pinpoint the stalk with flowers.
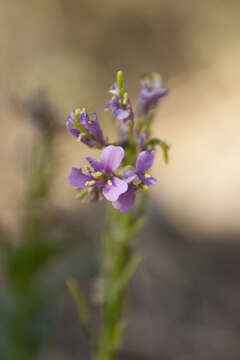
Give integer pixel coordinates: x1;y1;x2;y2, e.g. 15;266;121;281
66;71;169;360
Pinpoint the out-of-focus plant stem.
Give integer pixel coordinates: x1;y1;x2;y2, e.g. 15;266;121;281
94;130;146;360
0;93;61;360
95;198;144;360
95;208;131;360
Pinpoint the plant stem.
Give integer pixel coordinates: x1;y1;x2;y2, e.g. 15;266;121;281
94;203;142;360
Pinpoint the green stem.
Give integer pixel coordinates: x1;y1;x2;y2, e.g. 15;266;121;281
94;202;143;360
94;122;145;360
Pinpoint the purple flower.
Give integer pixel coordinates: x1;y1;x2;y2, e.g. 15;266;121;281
66;109;104;148
112;150;157;213
105;83;134;123
134;150;157;186
137;73;168;116
68;145;128;202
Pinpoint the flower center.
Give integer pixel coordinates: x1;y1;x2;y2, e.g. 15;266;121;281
92;171;103;179
85;180;96;187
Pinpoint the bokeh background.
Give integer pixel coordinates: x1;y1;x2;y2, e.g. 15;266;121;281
1;1;240;359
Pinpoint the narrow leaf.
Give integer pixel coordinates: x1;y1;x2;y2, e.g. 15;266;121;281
67;279;89;326
109;255;143;301
147;138;170;163
112;319;127;349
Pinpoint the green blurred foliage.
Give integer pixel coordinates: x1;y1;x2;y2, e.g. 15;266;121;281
0;94;65;360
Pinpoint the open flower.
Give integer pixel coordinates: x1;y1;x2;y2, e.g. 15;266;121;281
105;83;133;123
134;150;157;186
112;150;157;213
137;73;168;117
66;109;104;148
68;145;128;202
123;150;157;186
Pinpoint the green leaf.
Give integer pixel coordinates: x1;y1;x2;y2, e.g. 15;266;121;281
147;138;170;164
112;319;126;350
67;280;89;327
109;254;143;301
76;189;88;200
3;239;62;291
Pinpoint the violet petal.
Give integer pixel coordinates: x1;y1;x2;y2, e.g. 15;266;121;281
139;173;157;186
80;112;104;146
136;150;155;172
122;170;137;184
68;168;92;188
65;122;80;138
100;145;125;173
137;80;168;116
102;176;128;202
86;156;102;171
112;184;136;213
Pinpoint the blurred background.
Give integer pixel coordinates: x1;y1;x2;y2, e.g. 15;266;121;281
1;0;240;359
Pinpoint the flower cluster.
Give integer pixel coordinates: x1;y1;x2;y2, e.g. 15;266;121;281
137;72;168;116
66;108;104;148
66;71;169;213
105;82;134;123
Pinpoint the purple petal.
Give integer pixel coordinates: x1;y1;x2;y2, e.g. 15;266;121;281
102;177;128;201
122;170;137;183
136;150;155;172
86;156;102;171
119;122;129;141
68;168;92;188
113;105;134;123
100;145;124;173
81;112;104;146
112;184;136;213
138;173;157;186
67;110;75;125
67;110;104;147
66;110;80;138
80;136;96;147
105;99;114;110
134;130;148;149
114;108;131;121
137;79;168;116
65;121;80;138
110;82;119;91
105;82;134;123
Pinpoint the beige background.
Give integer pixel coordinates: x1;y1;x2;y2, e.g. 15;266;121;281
1;0;240;238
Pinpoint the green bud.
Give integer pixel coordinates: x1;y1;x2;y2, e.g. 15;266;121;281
133;177;141;186
74;109;86;133
76;189;88;200
74;109;95;141
117;70;125;108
